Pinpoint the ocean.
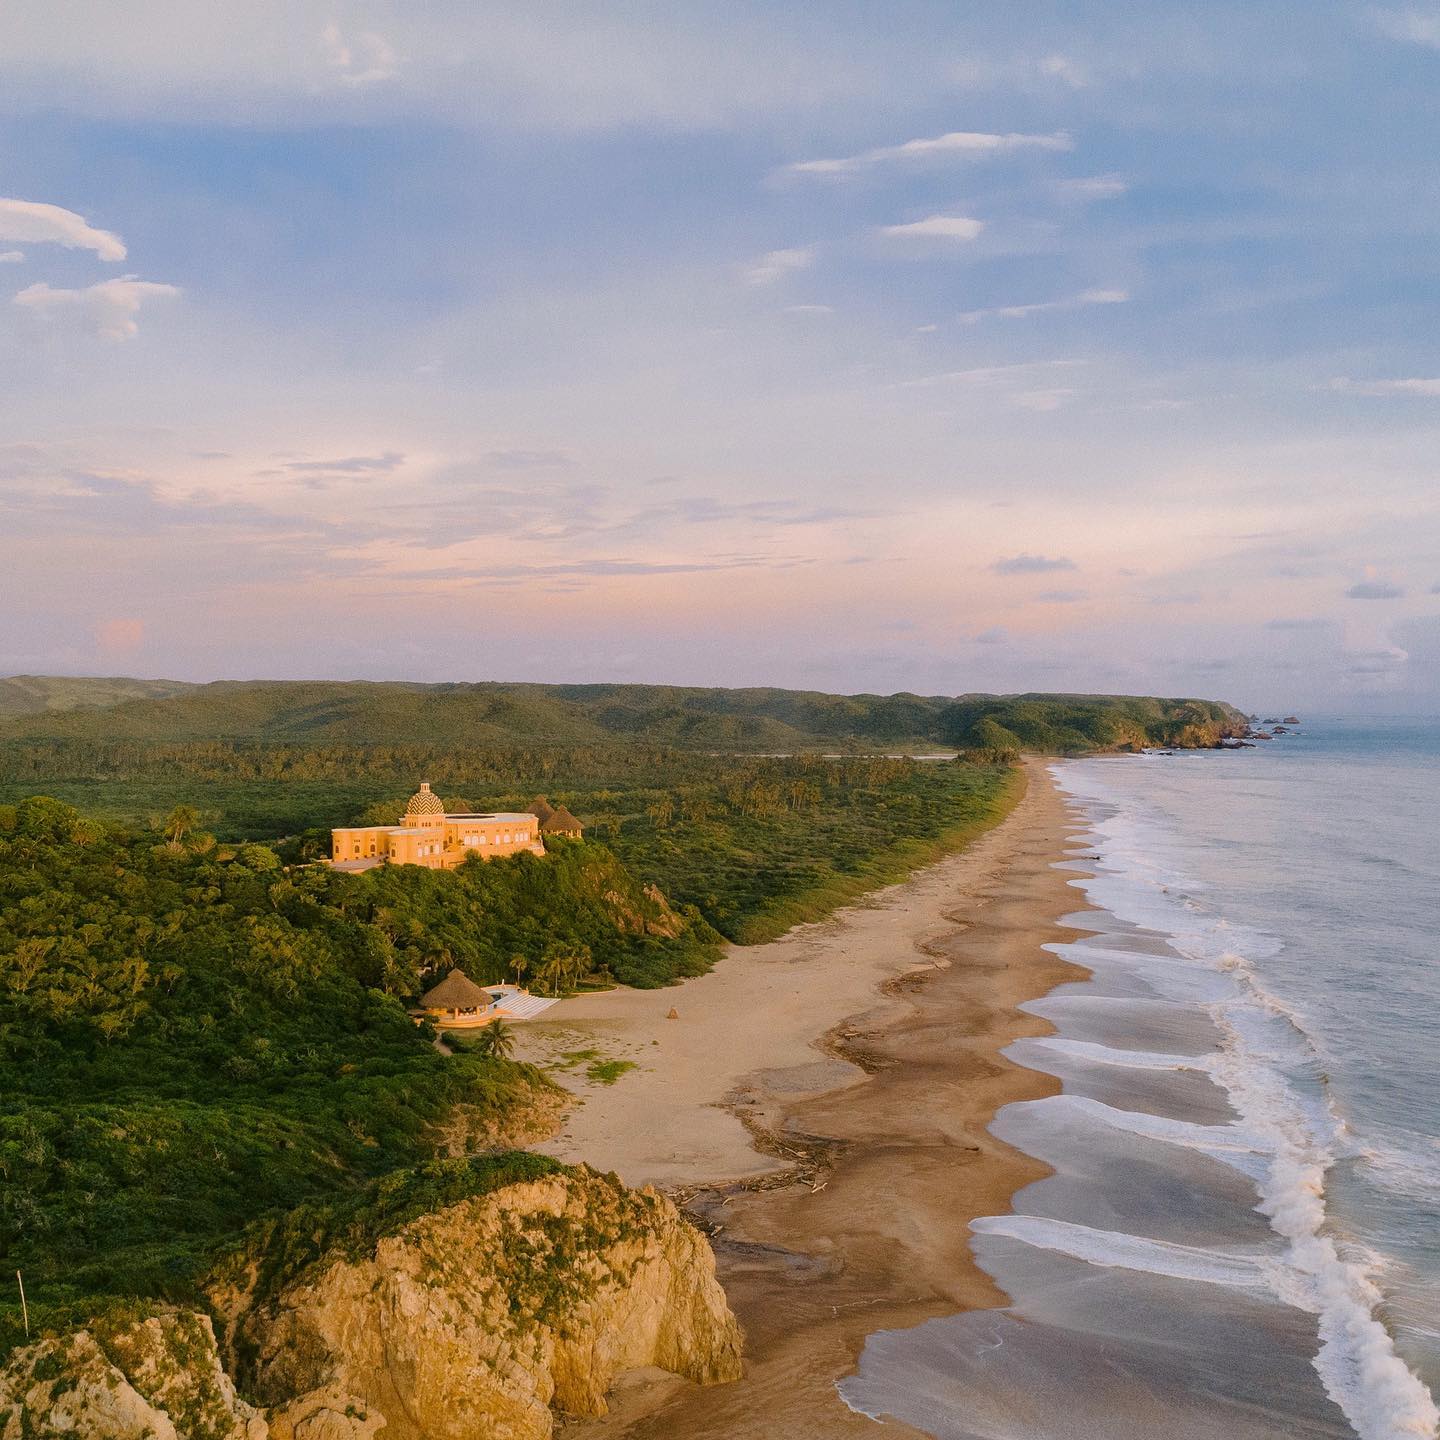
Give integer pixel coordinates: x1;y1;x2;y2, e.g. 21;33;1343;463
840;718;1440;1440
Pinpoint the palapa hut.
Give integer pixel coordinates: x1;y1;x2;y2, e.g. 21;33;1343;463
419;968;496;1025
527;795;556;826
541;805;584;839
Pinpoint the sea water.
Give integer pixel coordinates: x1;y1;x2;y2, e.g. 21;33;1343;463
841;718;1440;1440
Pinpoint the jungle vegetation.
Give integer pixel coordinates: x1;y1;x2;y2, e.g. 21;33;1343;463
0;795;712;1355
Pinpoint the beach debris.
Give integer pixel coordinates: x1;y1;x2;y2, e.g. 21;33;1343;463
667;1006;680;1020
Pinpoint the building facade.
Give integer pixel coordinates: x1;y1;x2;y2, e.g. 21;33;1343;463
330;782;547;871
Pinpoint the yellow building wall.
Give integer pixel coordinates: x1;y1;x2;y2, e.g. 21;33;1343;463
331;815;544;868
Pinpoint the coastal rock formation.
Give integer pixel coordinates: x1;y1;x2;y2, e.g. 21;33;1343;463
211;1166;742;1440
0;1309;265;1440
2;1168;740;1440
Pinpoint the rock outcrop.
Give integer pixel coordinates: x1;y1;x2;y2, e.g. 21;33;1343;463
2;1166;741;1440
213;1165;742;1440
640;883;686;939
0;1309;265;1440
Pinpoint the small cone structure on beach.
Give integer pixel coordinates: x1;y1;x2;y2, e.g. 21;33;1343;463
667;1007;679;1020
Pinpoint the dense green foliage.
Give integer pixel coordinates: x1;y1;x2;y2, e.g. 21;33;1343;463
0;677;1246;751
0;797;714;1354
0;751;1020;943
589;756;1022;942
0;684;1240;942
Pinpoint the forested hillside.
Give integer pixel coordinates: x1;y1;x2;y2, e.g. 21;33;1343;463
0;679;1244;945
0;795;716;1353
0;677;1247;752
0;753;1020;943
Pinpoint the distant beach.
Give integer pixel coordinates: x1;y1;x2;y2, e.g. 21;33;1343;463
518;758;1084;1438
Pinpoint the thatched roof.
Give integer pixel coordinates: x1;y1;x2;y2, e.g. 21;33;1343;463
542;806;583;834
527;795;555;824
420;969;493;1011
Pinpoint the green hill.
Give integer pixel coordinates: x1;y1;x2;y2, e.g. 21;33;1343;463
0;795;718;1352
0;674;194;717
0;677;1248;752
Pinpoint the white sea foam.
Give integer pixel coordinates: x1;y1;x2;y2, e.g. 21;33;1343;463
1035;762;1440;1440
1018;1091;1268;1160
972;1213;1269;1289
1029;1035;1209;1072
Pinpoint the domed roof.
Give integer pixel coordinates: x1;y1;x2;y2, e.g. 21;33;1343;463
405;782;446;818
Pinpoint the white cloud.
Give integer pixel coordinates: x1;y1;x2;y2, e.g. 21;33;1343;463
1038;53;1091;88
1056;174;1129;202
890;359;1084;390
779;129;1073;180
0;251;22;263
1373;9;1440;48
0;198;126;261
319;22;399;87
743;246;815;285
993;553;1077;574
1331;376;1440;396
782;303;834;315
14;276;180;339
1010;388;1076;412
959;287;1129;323
879;215;984;242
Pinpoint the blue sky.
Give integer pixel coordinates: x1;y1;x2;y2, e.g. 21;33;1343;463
3;1;1439;710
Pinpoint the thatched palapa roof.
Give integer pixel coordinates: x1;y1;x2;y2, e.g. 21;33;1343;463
420;969;492;1011
527;795;555;824
541;806;583;835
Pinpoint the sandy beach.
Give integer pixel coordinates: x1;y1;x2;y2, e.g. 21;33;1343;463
516;759;1087;1439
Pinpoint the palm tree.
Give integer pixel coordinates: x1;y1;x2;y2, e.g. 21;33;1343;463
563;949;588;992
509;953;531;987
535;953;567;997
472;1019;516;1061
163;805;200;846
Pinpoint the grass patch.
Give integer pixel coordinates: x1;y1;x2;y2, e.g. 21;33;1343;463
552;1048;602;1070
584;1059;637;1086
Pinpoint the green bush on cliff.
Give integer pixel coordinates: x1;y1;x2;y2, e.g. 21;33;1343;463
234;1151;568;1300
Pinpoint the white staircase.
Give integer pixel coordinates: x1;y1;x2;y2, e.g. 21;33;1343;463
496;993;558;1020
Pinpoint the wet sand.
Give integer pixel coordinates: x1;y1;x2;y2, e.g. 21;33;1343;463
519;760;1086;1439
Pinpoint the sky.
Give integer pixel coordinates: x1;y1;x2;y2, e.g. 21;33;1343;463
3;1;1439;712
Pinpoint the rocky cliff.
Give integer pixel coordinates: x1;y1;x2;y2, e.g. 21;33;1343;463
1;1165;742;1440
0;1309;264;1440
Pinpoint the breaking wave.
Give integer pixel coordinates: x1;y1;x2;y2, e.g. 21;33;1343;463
1012;765;1440;1440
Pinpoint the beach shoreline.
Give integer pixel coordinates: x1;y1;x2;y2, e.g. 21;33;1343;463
521;758;1090;1439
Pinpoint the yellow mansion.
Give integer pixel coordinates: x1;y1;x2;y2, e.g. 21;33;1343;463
330;782;580;872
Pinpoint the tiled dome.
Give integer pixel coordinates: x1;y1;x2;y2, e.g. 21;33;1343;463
405;782;445;817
